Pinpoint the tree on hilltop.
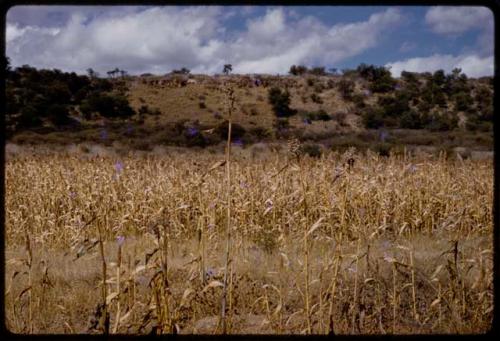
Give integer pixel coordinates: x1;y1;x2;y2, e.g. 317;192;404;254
223;64;233;75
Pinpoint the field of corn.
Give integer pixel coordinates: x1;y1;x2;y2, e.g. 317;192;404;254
5;145;493;334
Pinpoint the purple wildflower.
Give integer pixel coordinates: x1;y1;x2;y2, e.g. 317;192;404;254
69;191;77;199
381;240;392;251
379;130;388;142
206;268;216;278
303;118;312;125
186;127;199;137
100;129;108;140
116;235;125;246
233;138;243;147
115;161;124;173
383;252;396;263
240;181;249;189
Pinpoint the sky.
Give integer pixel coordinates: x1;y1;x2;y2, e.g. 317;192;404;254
5;5;494;78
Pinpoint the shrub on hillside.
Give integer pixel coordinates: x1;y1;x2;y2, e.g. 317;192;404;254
300;143;322;158
332;112;348;126
399;110;423;129
337;79;355;100
370;74;396;93
247;126;271;141
215;121;246;140
268;87;296;117
453;91;473;111
47;104;72;127
377;93;410;118
466;115;493;132
310;93;323;104
80;93;135;119
426;112;458;132
356;63;396;93
351;93;365;108
17;105;43;129
362;107;385;129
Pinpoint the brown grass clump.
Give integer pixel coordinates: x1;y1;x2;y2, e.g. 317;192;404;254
5;146;493;334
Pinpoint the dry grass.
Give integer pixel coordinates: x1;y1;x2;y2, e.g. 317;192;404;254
5;145;493;334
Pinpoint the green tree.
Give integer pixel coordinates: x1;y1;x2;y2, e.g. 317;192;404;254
310;66;326;76
289;65;308;75
223;64;232;75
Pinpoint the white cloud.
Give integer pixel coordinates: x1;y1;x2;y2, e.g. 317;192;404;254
7;7;224;74
425;6;493;56
425;6;492;35
386;53;494;78
6;6;403;75
231;7;403;74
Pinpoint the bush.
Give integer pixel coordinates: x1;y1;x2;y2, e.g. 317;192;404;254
48;104;72;126
426;112;458;132
362;107;385;129
138;105;150;115
273;118;291;138
313;83;325;93
310;93;323;104
453;91;473;111
199;101;207;109
215;121;246;140
247;126;271;141
351;93;365;108
337;79;355;100
356;63;396;93
333;112;347;126
185;133;207;148
399;110;423;129
474;85;493;112
401;71;419;84
378;94;409;118
82;93;136;118
301;109;331;122
300;143;322;158
268;87;296;117
466;115;493;132
17;105;43;129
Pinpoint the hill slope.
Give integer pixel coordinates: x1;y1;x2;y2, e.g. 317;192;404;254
5;65;494;154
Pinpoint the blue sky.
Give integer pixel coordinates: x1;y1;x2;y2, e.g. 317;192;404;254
6;5;494;77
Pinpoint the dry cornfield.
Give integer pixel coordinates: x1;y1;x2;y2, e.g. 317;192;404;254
4;146;493;334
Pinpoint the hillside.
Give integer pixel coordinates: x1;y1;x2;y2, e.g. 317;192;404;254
5;64;494;156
